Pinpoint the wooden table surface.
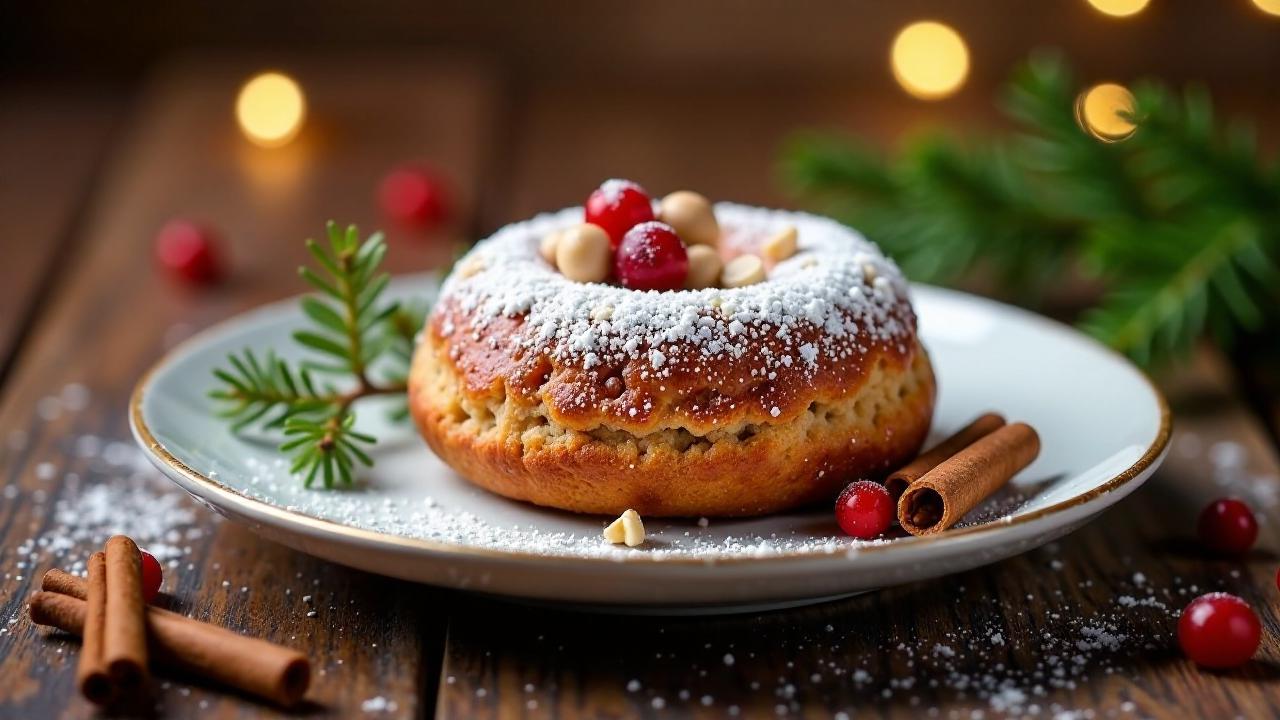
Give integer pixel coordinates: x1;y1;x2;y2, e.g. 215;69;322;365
2;55;1279;719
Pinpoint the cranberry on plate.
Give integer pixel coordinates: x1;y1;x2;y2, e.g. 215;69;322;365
835;480;895;539
614;221;688;291
585;179;654;248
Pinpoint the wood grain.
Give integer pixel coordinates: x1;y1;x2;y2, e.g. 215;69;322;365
497;81;1000;230
435;351;1280;719
0;86;121;382
0;55;497;718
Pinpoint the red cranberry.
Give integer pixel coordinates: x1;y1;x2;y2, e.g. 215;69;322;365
614;222;688;291
155;220;223;285
140;550;163;603
379;165;450;229
1178;593;1260;669
585;179;654;248
835;480;895;539
1198;498;1257;555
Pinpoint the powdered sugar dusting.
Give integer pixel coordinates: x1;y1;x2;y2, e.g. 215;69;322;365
439;204;914;389
597;178;643;205
2;427;203;601
220;455;887;560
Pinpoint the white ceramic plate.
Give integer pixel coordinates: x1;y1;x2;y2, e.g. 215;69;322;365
131;277;1169;613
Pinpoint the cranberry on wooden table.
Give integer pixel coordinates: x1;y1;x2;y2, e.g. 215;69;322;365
139;549;163;603
1178;593;1260;669
835;480;895;539
155;220;223;285
614;221;688;291
379;165;450;230
585;179;654;248
1197;497;1258;555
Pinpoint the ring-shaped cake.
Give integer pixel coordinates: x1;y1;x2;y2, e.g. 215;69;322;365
409;203;936;517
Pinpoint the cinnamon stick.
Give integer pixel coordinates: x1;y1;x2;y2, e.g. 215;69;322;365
898;422;1040;536
36;569;311;707
885;412;1006;500
41;566;89;597
76;552;114;705
103;535;148;688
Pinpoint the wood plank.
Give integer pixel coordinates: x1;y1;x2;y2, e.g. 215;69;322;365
0;87;121;383
497;81;1002;229
0;54;497;717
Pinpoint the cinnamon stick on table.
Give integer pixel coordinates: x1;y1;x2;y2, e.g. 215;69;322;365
34;569;311;708
898;422;1040;536
884;412;1006;500
103;535;148;688
76;552;113;705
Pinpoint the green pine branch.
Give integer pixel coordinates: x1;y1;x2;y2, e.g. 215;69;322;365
783;50;1280;367
210;222;429;488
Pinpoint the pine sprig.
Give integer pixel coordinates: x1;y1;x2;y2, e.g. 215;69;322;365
1080;214;1273;365
210;222;429;488
210;349;336;431
783;51;1280;367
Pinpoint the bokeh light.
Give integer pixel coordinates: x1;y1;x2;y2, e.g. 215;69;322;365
1085;0;1151;17
235;72;306;148
1252;0;1280;16
890;21;970;101
1076;83;1137;142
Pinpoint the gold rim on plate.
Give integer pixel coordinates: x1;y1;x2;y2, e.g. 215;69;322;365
128;287;1172;567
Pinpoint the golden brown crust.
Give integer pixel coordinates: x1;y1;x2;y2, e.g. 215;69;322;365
425;293;919;436
409;329;936;517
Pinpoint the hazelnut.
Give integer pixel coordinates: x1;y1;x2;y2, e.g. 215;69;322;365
684;244;723;289
658;191;719;246
721;254;766;288
603;509;645;547
539;230;562;266
761;225;797;263
555;224;612;283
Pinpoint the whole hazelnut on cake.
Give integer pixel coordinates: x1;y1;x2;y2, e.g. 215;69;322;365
554;224;612;283
658;191;720;247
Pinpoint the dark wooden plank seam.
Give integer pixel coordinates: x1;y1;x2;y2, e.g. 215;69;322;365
0;97;131;395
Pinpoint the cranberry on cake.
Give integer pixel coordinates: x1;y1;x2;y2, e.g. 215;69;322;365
408;180;935;517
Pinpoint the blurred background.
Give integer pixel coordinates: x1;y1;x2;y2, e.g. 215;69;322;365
2;0;1278;406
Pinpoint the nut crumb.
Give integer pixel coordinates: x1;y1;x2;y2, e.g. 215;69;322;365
603;509;645;547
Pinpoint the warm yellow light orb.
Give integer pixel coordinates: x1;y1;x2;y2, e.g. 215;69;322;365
890;21;970;101
235;72;306;148
1085;0;1151;17
1252;0;1280;16
1076;83;1137;142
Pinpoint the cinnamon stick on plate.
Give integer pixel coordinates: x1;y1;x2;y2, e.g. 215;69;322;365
884;412;1006;500
35;569;311;708
76;552;114;705
898;422;1040;536
103;535;148;688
